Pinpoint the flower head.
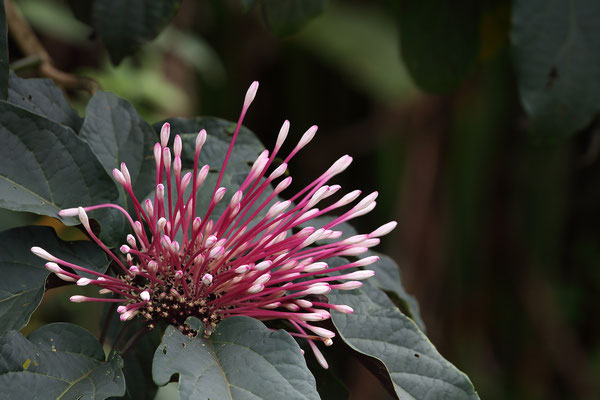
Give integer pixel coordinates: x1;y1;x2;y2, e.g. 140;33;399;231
32;82;396;368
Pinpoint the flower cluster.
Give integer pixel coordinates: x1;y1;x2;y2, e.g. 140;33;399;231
31;82;395;368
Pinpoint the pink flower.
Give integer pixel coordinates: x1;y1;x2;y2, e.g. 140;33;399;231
31;82;396;368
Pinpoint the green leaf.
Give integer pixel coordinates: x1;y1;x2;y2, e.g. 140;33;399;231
153;316;320;400
511;0;600;137
259;0;328;37
0;101;119;224
8;71;83;131
0;1;8;100
368;251;425;331
0;226;108;336
327;262;479;399
80;91;157;202
92;0;182;64
398;1;480;93
0;323;125;399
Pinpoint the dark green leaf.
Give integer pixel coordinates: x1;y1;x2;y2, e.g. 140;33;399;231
327;264;479;399
153;316;320;400
259;0;328;37
80;91;156;202
0;323;125;399
511;0;600;136
67;0;94;26
0;101;119;224
368;251;425;331
398;1;480;93
0;226;108;336
92;0;182;64
0;2;8;100
8;71;83;131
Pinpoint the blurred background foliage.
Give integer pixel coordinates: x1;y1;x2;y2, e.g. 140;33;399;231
5;0;600;398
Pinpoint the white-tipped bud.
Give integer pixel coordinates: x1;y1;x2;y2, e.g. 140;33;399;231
370;221;398;238
98;288;112;294
112;168;126;186
120;310;138;321
170;241;180;254
140;291;151;301
334;190;362;207
340;235;367;245
213;187;227;204
56;273;76;282
205;235;218;247
44;262;62;273
230;190;243;208
310;341;328;369
127;234;136;248
173;156;182;176
304;262;328;273
31;247;57;262
144;199;154;217
197;164;210;186
174;270;183;280
196;130;207;152
235;264;250;274
156;184;165;200
333;281;363;290
298;310;330;321
117;305;127;313
301;228;325;248
154;142;162;166
181;172;192;191
338;246;368;256
70;295;88;303
352;255;379;267
266;200;291;219
300;284;331;295
262;302;281;309
192;217;202;232
77;207;90;230
282;303;300;311
306;186;329;209
76;277;92;286
350;201;376;218
58;207;79;217
362;238;380;248
274;176;293;194
305;325;335;339
160;122;170;147
120;245;130;254
254;273;271;285
157;217;167;232
120;163;131;185
354;192;379;211
202;273;213;286
331;304;354;313
147;260;158;273
297;208;320;222
174;135;182;157
247;283;264;294
325;155;353;176
254;260;272;271
208;246;224;259
249;150;269;179
129;265;140;274
341;270;375;280
296;125;318;150
163;148;171;169
269;163;288;180
275;120;289;150
243;81;259;110
324;338;333;346
295;299;313;308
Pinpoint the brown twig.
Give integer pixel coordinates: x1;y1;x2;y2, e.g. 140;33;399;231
4;0;99;94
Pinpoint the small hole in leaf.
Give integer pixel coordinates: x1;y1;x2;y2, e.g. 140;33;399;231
414;354;420;358
162;346;167;355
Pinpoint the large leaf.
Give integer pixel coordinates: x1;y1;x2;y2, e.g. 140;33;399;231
258;0;328;37
7;71;83;131
0;1;8;100
511;0;600;137
80;91;156;202
92;0;182;64
0;226;108;336
327;261;479;399
0;323;125;399
0;101;119;223
153;316;320;400
398;0;480;93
